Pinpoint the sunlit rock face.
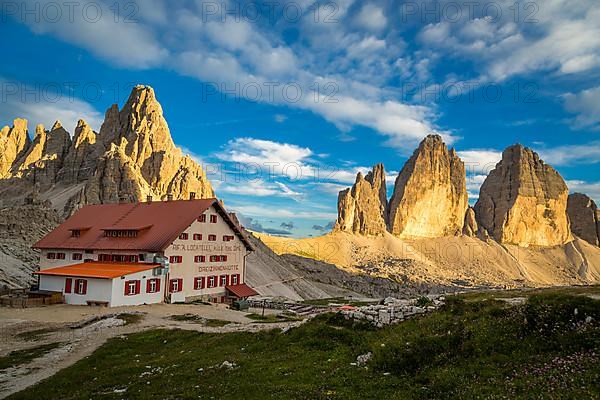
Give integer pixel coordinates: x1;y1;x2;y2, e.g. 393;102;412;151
387;135;468;238
567;193;600;247
0;85;214;215
335;164;388;236
474;144;572;247
0;118;30;178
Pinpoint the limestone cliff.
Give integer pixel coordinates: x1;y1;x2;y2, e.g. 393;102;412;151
474;144;572;247
463;207;479;237
0;119;30;178
335;164;387;236
0;85;215;214
387;135;468;238
567;193;600;246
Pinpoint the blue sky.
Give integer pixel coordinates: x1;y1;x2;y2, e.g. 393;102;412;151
1;0;599;237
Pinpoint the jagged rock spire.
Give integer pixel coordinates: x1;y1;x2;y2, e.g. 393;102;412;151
567;193;600;247
335;163;388;236
387;134;468;238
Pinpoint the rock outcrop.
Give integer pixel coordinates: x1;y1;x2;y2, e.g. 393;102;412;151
474;144;572;247
335;164;387;236
463;207;478;237
59;119;102;183
387;135;468;238
567;193;600;246
0;119;30;178
0;85;215;214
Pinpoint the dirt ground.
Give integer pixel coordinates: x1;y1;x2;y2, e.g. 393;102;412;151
0;303;301;399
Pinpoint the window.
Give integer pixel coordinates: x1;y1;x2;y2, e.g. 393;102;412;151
208;276;217;288
146;278;160;293
208;234;217;241
169;278;183;293
194;277;205;290
210;215;218;223
223;235;234;242
194;255;206;263
74;279;87;295
72;253;83;261
219;275;228;287
56;253;66;260
193;233;202;241
231;274;240;285
179;233;189;240
71;230;80;237
209;255;218;262
104;229;138;238
98;254;138;263
169;255;183;264
64;278;73;293
221;255;228;262
198;214;206;223
46;252;56;259
124;280;140;296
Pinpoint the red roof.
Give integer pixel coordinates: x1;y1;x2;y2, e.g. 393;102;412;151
33;199;253;252
35;262;160;279
226;283;258;298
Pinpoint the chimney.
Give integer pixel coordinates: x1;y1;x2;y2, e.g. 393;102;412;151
167;193;174;201
189;192;196;200
146;195;152;204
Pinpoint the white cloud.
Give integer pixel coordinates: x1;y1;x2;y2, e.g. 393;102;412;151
355;4;387;31
231;205;337;220
21;0;168;68
219;179;303;200
563;86;600;130
418;0;600;81
218;138;315;179
11;0;452;152
0;79;103;133
566;180;600;204
537;142;600;166
457;149;502;174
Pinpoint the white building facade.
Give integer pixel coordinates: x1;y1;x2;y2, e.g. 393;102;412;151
34;198;256;307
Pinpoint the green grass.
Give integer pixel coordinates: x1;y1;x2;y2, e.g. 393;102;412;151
245;313;302;323
0;343;63;371
8;293;600;399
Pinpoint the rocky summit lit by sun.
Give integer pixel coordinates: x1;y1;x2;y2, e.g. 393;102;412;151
1;1;600;398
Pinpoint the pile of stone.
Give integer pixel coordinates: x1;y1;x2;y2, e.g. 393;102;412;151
340;296;445;327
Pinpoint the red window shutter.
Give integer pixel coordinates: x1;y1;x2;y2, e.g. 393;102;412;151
65;278;72;293
82;280;88;295
156;279;161;292
124;281;130;295
146;279;152;293
200;277;205;289
178;278;183;292
169;279;175;293
194;277;199;290
135;280;141;294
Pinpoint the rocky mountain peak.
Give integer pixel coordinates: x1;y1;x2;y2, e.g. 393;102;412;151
0;119;31;178
0;85;214;214
567;193;600;247
387;134;468;238
474;144;572;247
335;164;388;236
